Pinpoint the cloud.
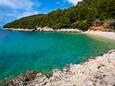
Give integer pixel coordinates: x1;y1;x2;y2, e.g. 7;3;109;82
17;11;39;18
0;0;40;14
66;0;82;6
2;10;39;18
0;0;40;26
56;2;61;4
0;0;38;11
0;0;40;17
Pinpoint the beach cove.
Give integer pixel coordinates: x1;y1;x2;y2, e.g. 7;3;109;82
0;29;115;80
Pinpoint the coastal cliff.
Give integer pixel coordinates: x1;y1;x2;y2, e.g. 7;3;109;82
5;50;115;86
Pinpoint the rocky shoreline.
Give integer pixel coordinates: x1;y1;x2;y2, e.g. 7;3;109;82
4;27;82;33
4;50;115;86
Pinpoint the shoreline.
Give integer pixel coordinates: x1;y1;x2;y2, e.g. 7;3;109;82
83;31;115;40
5;49;115;86
4;28;115;40
3;28;82;33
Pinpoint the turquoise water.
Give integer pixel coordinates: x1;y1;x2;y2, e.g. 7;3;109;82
0;30;115;79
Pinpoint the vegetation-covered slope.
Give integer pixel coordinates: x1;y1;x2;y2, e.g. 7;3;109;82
4;0;115;31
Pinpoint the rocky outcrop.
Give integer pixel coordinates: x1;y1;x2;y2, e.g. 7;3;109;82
4;27;82;33
4;28;34;31
6;50;115;86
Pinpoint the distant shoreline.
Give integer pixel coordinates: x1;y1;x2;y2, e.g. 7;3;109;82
3;28;82;33
4;28;115;40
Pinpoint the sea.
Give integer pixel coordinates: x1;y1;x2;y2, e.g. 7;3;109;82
0;28;115;79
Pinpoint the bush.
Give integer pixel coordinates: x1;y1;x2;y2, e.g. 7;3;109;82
71;21;79;28
108;20;115;30
78;20;90;31
52;23;62;29
71;20;90;31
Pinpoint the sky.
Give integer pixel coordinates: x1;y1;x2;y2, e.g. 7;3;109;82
0;0;82;27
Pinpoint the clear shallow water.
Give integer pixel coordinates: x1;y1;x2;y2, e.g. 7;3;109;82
0;30;115;79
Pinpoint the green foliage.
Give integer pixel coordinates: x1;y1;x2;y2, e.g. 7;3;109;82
78;20;90;31
3;0;115;31
71;20;90;31
108;20;115;31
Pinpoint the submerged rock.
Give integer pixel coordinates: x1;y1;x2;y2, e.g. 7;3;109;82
5;50;115;86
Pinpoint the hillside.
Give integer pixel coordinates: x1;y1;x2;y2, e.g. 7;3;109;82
3;0;115;31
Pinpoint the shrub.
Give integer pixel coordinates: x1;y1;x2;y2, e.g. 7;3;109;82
108;20;115;31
